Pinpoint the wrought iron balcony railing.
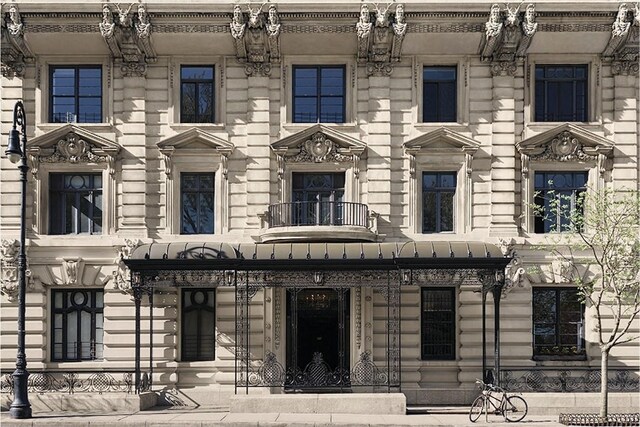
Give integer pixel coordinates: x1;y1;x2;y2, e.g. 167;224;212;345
267;201;369;228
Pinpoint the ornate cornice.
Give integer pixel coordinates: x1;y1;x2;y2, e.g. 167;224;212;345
357;3;406;76
480;3;538;76
1;4;34;78
99;3;156;77
230;4;280;77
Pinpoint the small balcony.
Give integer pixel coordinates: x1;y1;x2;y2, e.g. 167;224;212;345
258;201;380;243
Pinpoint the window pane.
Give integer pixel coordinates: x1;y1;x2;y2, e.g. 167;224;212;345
182;66;213;80
320;97;344;122
320;68;344;96
424;67;456;122
182;289;215;361
293;97;317;123
536;65;588;122
533;288;584;357
440;192;454;232
181;82;196;123
199;193;214;234
52;68;76;96
294;68;318;96
423;192;436;232
78;98;102;123
293;66;345;123
421;288;455;360
182;193;198;234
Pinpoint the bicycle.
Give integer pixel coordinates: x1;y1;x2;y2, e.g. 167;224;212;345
469;379;528;423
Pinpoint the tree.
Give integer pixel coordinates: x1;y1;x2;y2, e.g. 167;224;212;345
533;187;640;419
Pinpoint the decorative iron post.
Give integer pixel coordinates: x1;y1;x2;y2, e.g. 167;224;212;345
5;100;32;419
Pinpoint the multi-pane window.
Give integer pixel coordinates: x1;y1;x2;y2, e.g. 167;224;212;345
49;173;102;235
422;172;456;233
533;288;585;358
181;66;215;123
535;65;588;122
293;66;345;123
291;173;345;226
52;289;104;361
50;66;102;123
423;66;457;122
182;289;215;361
534;172;587;233
421;288;456;360
181;173;215;234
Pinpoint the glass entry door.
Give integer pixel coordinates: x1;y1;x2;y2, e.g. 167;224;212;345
286;288;350;389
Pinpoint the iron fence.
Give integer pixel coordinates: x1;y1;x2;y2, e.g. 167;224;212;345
267;201;369;228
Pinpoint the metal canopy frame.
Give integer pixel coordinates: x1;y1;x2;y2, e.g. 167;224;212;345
125;242;510;394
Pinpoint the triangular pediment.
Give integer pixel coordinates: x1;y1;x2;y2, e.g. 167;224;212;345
517;123;614;159
156;127;234;156
27;124;120;156
403;127;480;155
271;125;366;157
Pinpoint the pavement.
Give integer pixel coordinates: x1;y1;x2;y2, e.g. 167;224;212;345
0;406;565;426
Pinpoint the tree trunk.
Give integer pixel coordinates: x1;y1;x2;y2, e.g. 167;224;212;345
600;348;609;419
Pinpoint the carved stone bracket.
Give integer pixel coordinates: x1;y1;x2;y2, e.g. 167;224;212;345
62;258;83;286
602;4;639;76
113;239;144;293
100;3;157;77
28;132;119;178
357;3;406;76
1;4;34;78
480;4;537;76
230;4;280;77
0;240;35;302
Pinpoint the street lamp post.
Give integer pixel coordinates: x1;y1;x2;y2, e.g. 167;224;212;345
5;100;32;419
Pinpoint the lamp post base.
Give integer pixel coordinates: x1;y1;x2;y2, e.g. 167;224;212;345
9;405;32;419
9;369;32;419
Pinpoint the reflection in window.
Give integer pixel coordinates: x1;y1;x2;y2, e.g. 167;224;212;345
422;172;456;233
293;66;345;123
533;288;585;357
181;173;215;234
423;66;457;122
292;173;345;226
534;172;587;233
52;289;104;361
50;66;102;123
182;289;215;361
49;173;102;235
535;65;588;122
181;66;215;123
421;288;456;360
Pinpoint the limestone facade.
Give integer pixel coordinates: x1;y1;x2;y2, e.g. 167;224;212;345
0;1;638;407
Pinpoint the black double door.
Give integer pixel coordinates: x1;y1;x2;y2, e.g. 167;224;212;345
286;288;350;388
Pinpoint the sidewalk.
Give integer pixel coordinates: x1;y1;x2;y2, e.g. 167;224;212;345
1;406;564;426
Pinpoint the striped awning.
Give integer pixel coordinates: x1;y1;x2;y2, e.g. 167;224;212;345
125;241;509;271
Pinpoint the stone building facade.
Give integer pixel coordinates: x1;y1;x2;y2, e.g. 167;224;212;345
0;0;638;411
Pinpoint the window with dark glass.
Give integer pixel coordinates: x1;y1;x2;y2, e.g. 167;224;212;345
293;66;345;123
534;172;587;233
533;288;585;358
422;172;456;233
181;173;215;234
421;288;456;360
181;66;215;123
50;66;102;123
52;289;104;362
49;173;102;235
423;66;457;122
535;65;588;122
182;289;215;361
291;173;345;226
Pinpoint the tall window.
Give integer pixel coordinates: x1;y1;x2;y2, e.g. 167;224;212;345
52;289;104;361
49;173;102;235
533;288;585;358
50;66;102;123
421;288;456;360
535;65;588;122
182;289;215;361
422;172;456;233
181;66;215;123
181;173;215;234
534;171;587;233
292;173;345;225
423;66;457;122
293;66;345;123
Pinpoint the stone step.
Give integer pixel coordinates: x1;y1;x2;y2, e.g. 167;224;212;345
229;393;407;414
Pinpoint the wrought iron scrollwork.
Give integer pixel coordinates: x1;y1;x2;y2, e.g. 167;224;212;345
0;371;135;395
501;368;639;393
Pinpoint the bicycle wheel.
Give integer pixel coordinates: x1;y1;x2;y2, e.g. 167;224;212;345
503;395;528;422
469;395;485;422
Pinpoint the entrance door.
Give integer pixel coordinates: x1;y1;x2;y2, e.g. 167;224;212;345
286;288;350;389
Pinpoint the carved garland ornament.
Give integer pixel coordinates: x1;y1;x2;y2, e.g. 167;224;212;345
0;240;34;302
28;133;117;178
113;239;143;293
531;131;598;163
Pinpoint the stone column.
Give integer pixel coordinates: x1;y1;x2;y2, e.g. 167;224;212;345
118;73;147;236
489;69;518;236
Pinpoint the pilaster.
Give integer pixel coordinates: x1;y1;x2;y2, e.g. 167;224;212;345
612;72;639;187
